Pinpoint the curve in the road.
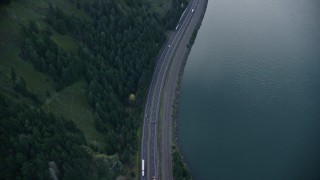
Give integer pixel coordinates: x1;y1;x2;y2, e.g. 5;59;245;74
140;0;202;179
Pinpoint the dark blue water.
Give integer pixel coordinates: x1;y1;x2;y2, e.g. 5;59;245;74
178;0;320;179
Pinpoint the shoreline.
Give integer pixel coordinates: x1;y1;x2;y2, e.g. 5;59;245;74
172;0;208;141
171;0;208;178
158;0;209;179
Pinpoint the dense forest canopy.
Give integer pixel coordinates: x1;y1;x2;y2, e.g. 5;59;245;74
0;0;187;178
0;94;121;179
20;0;186;160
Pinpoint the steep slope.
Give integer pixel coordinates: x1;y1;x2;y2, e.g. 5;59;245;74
0;0;187;178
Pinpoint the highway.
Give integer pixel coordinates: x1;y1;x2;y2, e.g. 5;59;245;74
140;0;206;179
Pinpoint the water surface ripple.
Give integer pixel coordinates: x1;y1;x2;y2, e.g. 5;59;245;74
178;0;320;179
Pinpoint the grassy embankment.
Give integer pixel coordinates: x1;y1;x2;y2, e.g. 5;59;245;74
0;0;102;144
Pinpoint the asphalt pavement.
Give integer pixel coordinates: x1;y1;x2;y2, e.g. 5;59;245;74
140;0;207;179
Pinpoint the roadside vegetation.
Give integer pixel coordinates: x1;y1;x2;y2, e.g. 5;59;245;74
187;25;200;49
171;1;208;177
0;0;188;178
171;83;193;180
172;145;192;180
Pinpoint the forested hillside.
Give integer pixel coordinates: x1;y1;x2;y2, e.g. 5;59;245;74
0;0;187;178
0;94;122;179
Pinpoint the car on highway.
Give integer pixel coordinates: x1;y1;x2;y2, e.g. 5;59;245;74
168;44;171;48
191;9;195;13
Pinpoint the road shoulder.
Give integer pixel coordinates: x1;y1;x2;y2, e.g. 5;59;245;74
158;0;209;179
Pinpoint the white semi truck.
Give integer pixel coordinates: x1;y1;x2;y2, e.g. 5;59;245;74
142;159;145;177
175;24;180;30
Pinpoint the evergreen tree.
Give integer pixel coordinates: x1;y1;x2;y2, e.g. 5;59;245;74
10;67;16;81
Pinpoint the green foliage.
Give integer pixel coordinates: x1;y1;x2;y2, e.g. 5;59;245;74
172;146;192;180
1;0;189;177
13;0;189;173
19;0;170;164
0;94;119;179
162;0;188;29
20;20;83;89
43;81;104;144
187;25;200;48
10;67;16;81
12;75;38;102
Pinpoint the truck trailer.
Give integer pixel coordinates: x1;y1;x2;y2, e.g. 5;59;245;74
142;159;145;176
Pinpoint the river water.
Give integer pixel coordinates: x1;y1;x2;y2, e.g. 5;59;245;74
177;0;320;179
